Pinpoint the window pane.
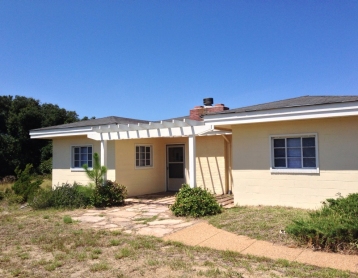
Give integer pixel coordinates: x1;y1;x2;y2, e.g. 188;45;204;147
136;160;139;167
140;160;145;166
287;138;301;147
74;154;79;160
288;158;302;168
81;154;87;161
74;161;80;167
146;146;150;153
274;139;285;148
146;153;150;159
302;137;315;147
274;158;286;167
274;148;285;158
88;161;92;168
88;154;92;160
136;153;139;159
146;159;151;166
303;158;316;167
140;153;145;159
303;147;315;157
136;146;139;152
74;147;79;154
287;148;301;157
140;146;145;152
81;147;87;154
88;147;92;154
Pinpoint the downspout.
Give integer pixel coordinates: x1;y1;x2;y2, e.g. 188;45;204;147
222;134;233;195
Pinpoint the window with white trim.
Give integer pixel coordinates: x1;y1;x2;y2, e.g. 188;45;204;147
72;146;92;168
136;145;152;167
271;135;317;170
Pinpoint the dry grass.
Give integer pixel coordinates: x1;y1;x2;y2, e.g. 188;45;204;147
0;202;356;277
207;206;311;245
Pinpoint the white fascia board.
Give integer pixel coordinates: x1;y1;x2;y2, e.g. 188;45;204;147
88;125;213;141
204;102;358;126
30;127;93;139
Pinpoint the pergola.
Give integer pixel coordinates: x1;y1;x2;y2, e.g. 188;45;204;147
86;119;229;187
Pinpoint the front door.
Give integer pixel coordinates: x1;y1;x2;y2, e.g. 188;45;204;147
167;145;185;191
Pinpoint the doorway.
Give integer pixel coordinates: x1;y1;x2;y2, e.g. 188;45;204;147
166;145;185;191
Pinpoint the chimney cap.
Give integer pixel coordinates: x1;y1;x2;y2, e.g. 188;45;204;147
203;98;214;106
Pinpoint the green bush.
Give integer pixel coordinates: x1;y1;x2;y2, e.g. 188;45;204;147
3;189;23;204
286;193;358;252
12;164;42;202
30;182;94;210
39;158;52;175
92;180;127;208
170;184;222;217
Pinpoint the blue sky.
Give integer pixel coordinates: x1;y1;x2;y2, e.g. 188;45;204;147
1;0;357;121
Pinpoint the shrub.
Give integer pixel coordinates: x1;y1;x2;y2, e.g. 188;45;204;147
286;193;358;252
39;158;52;175
92;180;127;208
30;182;94;210
12;164;42;202
4;189;23;204
170;184;222;217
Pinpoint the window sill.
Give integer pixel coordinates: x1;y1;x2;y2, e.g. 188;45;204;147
270;168;319;174
71;168;92;172
135;166;153;170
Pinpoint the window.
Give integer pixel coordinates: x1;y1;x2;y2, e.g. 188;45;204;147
136;145;152;167
271;134;318;172
72;146;92;168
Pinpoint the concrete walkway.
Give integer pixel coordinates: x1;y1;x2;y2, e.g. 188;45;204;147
163;222;358;273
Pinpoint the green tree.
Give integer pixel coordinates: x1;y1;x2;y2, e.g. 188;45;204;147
0;95;86;177
83;153;107;186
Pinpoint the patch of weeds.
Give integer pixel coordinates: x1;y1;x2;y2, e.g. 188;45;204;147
91;248;102;259
276;258;290;267
43;215;49;219
134;215;158;224
146;258;160;266
203;260;215;267
110;239;121;246
115;247;134;259
19;252;30;260
63;215;73;224
111;230;122;236
44;260;63;271
0;255;10;262
90;261;110;272
75;251;87;261
169;258;190;270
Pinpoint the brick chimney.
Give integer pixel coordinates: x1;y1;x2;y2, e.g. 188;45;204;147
189;98;229;121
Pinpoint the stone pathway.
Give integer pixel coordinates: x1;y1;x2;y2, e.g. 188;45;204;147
70;202;199;237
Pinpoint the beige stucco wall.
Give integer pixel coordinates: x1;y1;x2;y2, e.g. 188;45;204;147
115;137;189;196
52;136;115;187
52;134;228;196
196;136;228;194
231;116;358;209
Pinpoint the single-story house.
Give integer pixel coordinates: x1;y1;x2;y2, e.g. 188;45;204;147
30;96;358;209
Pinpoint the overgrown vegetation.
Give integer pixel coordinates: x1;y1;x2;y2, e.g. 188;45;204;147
286;193;358;253
170;184;222;217
30;183;94;210
92;180;127;208
12;164;42;202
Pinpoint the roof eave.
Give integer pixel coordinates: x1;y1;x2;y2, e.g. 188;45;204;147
203;101;358;126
